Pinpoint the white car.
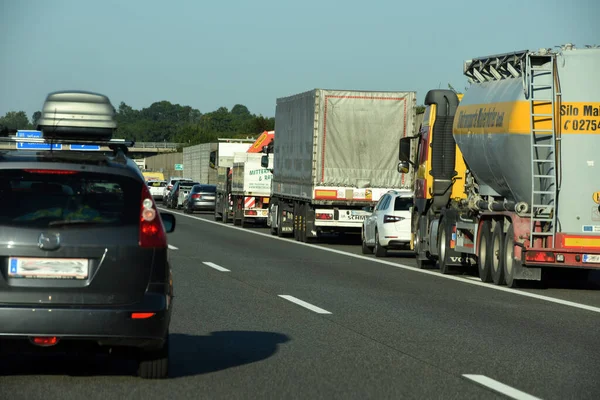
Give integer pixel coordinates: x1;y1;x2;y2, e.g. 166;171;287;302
147;180;167;200
362;190;413;257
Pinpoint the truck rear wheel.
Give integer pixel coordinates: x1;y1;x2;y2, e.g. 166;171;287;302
222;204;230;224
437;220;451;274
415;217;435;269
503;223;519;288
491;221;507;285
477;220;493;283
277;207;284;238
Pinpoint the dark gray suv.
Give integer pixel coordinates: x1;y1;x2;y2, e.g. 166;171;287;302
0;91;176;379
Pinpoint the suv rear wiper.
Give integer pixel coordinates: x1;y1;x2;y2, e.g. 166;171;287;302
48;219;106;227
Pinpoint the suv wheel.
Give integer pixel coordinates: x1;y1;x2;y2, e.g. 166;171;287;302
137;336;169;379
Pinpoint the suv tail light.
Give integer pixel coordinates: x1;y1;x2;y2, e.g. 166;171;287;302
139;185;167;248
191;194;201;199
384;215;405;223
24;169;78;175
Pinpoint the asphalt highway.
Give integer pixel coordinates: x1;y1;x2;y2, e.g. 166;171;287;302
2;208;599;400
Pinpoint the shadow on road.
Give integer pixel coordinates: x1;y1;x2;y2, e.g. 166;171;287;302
169;331;290;378
0;330;290;379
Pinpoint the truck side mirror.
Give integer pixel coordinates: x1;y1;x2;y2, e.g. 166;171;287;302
397;161;410;174
261;155;269;168
399;137;412;163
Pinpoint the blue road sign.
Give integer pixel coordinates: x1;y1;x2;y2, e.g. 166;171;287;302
70;144;101;151
15;130;62;150
16;130;43;138
16;142;63;150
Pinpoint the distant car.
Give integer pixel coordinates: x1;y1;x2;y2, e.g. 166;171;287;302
167;180;199;209
362;190;413;257
148;180;167;200
184;184;217;213
0;91;176;379
164;178;192;198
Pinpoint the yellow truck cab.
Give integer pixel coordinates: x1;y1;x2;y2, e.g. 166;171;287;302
399;90;470;270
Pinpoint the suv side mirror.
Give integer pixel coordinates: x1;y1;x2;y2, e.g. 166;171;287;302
160;212;176;233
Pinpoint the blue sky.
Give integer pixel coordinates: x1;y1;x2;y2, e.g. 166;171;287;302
1;0;598;119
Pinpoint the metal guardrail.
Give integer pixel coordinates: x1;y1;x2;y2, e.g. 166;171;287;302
133;142;182;149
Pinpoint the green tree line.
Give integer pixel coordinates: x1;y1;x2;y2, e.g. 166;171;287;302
1;98;432;145
0;101;275;146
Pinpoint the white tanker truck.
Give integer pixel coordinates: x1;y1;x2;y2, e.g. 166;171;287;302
399;44;600;287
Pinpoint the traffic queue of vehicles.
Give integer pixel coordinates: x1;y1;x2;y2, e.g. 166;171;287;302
1;42;597;380
182;44;600;290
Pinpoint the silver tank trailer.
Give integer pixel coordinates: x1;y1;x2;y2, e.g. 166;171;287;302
454;45;600;234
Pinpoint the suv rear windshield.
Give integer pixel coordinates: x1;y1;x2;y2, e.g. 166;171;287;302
0;169;142;228
192;185;216;193
170;179;191;185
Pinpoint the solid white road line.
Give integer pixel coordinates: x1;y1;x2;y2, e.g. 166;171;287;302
462;375;542;400
168;244;179;250
278;295;332;314
160;208;600;315
202;261;230;272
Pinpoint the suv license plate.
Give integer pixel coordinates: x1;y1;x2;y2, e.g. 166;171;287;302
9;257;89;279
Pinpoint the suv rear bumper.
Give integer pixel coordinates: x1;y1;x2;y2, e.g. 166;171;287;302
0;293;171;350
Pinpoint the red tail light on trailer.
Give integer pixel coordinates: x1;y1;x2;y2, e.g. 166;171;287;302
525;251;555;263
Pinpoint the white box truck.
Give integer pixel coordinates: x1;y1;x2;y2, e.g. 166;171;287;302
230;152;274;227
182;139;253;183
264;89;418;242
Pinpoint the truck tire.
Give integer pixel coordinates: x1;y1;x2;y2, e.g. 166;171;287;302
277;207;284;238
415;217;435;269
222;204;230;224
491;221;506;285
477;220;493;283
503;223;520;288
437;220;451;274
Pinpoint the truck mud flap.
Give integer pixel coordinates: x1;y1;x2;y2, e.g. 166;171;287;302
305;207;317;238
279;202;294;235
